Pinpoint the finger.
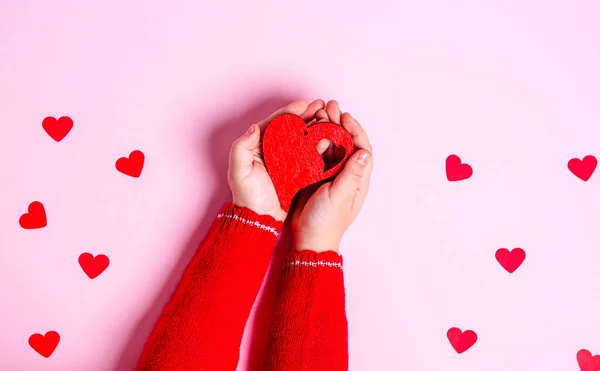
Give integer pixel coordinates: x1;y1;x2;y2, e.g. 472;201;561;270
334;145;346;160
229;124;261;181
315;108;329;123
352;155;373;209
340;112;372;152
329;149;372;204
326;100;342;124
300;99;326;122
256;99;310;130
323;143;336;161
292;182;322;215
316;138;331;155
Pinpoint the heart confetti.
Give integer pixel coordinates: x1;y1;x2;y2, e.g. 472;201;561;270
568;155;597;181
446;154;473;182
29;331;60;358
116;150;145;178
495;248;526;273
42;116;73;142
447;327;477;354
19;201;47;229
78;253;110;279
578;349;600;371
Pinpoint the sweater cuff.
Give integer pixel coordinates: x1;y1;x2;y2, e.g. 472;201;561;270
282;250;343;272
215;203;283;238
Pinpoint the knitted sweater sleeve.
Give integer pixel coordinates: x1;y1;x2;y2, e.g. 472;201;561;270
135;203;282;371
264;250;349;371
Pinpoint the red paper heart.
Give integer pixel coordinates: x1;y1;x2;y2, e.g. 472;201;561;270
19;201;47;229
568;155;597;181
495;248;526;273
446;154;473;181
42;116;73;142
447;327;477;354
578;349;600;371
29;331;60;358
79;253;110;279
116;150;145;178
263;114;354;211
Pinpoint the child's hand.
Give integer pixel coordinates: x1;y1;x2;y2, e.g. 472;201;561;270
291;101;373;253
228;99;326;221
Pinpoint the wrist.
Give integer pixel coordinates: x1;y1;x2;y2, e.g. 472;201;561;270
231;195;286;222
293;233;340;253
217;203;283;237
283;249;344;271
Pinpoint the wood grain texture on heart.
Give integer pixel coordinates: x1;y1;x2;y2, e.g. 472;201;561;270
262;114;355;211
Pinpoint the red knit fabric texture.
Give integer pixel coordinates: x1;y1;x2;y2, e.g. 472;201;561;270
135;203;282;371
264;250;348;371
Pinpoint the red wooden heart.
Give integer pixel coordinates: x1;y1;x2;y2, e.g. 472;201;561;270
495;248;526;273
29;331;60;358
446;154;473;181
116;150;145;178
19;201;47;229
447;327;477;354
568;155;597;181
263;114;354;211
578;349;600;371
42;116;73;142
79;253;110;279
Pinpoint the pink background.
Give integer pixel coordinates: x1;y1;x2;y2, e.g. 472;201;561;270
1;0;600;370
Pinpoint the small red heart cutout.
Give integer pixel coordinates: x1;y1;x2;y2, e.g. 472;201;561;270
447;327;477;354
578;349;600;371
446;154;473;181
19;201;47;229
79;253;110;279
42;116;73;142
263;114;354;211
495;248;526;273
568;155;597;181
116;150;145;178
29;331;60;358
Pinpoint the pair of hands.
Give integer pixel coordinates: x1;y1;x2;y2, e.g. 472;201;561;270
227;99;373;253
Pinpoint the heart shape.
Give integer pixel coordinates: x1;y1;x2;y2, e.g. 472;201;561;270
116;150;145;178
447;327;477;354
42;116;73;142
263;114;354;211
29;331;60;358
446;155;473;181
578;349;600;371
495;248;526;273
79;253;110;279
568;155;597;181
19;201;47;229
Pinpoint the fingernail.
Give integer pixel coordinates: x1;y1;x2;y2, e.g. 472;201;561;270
357;152;370;166
246;124;256;135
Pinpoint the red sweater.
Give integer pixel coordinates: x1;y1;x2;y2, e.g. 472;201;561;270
135;203;348;370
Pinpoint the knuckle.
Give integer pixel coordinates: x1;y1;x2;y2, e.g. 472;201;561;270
231;136;243;148
350;170;363;183
230;138;246;154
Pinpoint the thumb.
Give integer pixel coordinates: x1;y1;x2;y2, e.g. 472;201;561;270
229;124;260;181
329;150;372;204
